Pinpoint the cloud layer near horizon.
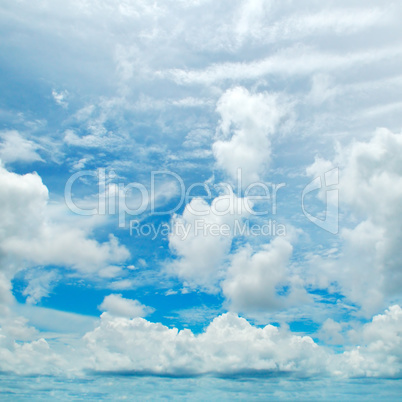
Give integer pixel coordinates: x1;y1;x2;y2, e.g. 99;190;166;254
1;302;402;379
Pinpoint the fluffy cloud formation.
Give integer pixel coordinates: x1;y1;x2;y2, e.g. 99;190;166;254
0;308;67;375
168;87;293;295
99;294;154;318
335;305;402;378
0;337;66;376
0;164;129;310
0;165;130;376
83;312;327;376
1;305;401;378
306;129;402;315
222;237;308;313
213;87;286;186
168;195;251;291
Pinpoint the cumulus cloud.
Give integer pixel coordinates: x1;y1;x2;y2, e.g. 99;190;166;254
83;312;328;376
0;337;66;376
99;294;154;318
213;87;286;186
334;305;402;378
0;166;130;376
0;308;68;376
306;129;402;315
0;164;130;302
168;194;251;291
222;237;308;313
0;312;326;376
0;304;401;379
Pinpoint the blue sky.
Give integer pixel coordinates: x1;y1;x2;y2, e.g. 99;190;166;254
1;0;402;395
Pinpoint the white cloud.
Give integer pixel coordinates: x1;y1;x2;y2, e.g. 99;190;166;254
0;337;66;376
0;166;131;375
317;318;344;346
0;164;130;287
71;156;93;170
335;305;402;378
213;87;287;186
0;305;69;375
233;3;388;48
22;268;60;304
0;304;401;379
168;195;251;291
81;304;402;378
64;129;124;149
222;237;307;312
83;311;328;376
0;272;14;316
99;294;154;318
306;128;402;315
0;130;43;164
163;45;402;86
14;303;98;335
51;89;69;108
183;128;212;149
108;279;136;290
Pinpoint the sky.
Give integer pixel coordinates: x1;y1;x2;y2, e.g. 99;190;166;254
1;0;402;397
